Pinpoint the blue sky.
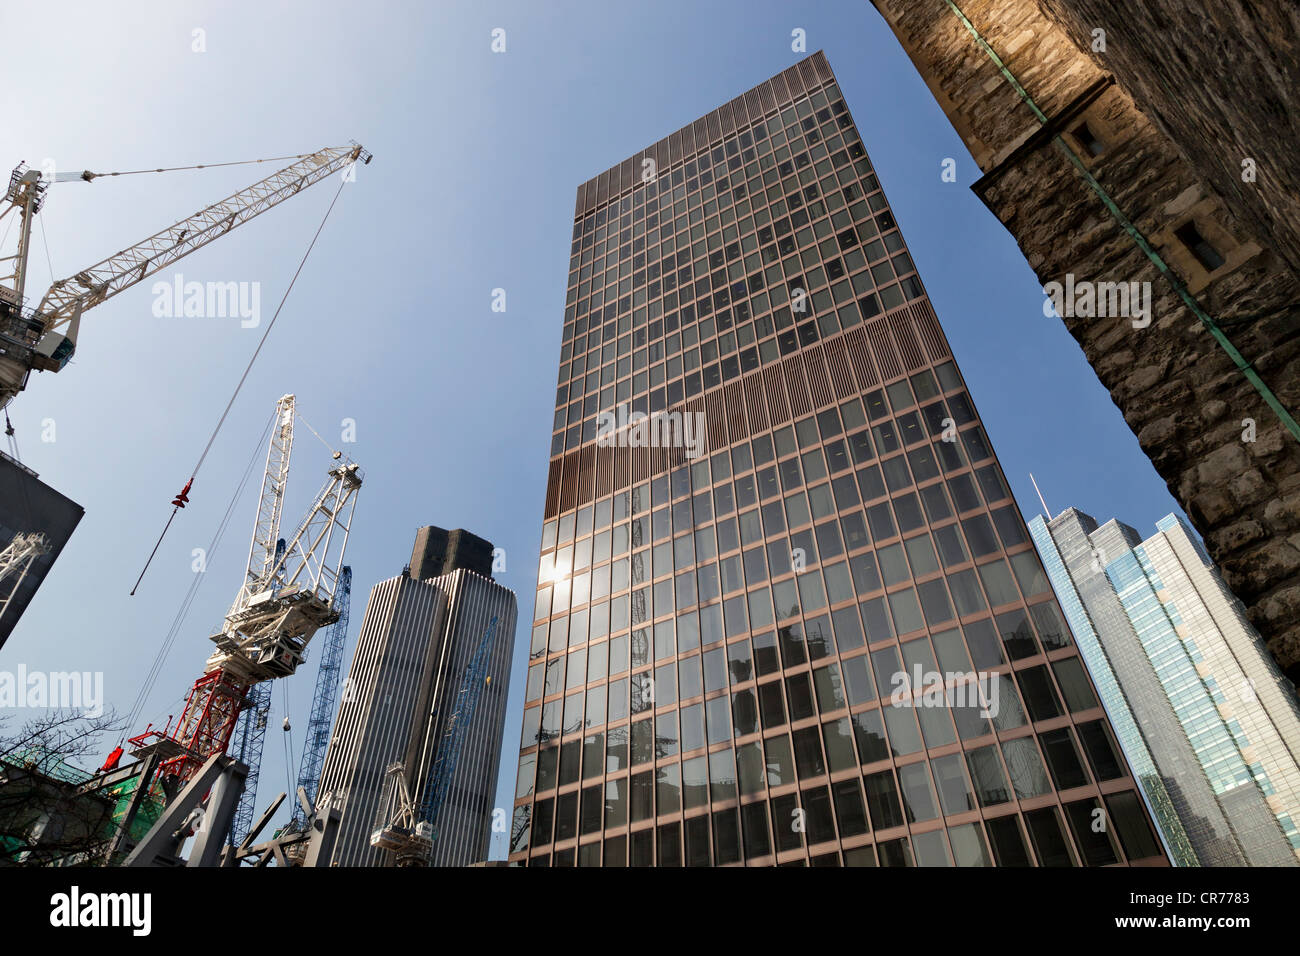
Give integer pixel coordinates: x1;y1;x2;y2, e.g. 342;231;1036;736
1;0;1184;860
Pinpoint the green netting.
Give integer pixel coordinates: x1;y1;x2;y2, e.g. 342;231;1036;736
103;774;166;842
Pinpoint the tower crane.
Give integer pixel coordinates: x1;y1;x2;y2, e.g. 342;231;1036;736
290;565;352;830
126;393;362;788
370;762;434;868
0;144;371;411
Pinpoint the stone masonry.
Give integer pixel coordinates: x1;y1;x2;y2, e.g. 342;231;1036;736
870;0;1300;679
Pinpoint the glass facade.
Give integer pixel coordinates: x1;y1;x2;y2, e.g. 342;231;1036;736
1029;514;1197;866
1030;506;1300;866
510;52;1165;867
1110;537;1300;851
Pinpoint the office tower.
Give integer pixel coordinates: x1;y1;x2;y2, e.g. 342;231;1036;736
316;526;517;866
509;52;1165;867
869;0;1300;683
0;451;83;649
1031;508;1300;865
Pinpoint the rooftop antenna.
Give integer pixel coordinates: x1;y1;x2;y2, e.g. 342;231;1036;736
1029;473;1053;521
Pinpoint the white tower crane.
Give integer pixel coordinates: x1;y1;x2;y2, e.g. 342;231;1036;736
127;393;362;784
0;145;371;410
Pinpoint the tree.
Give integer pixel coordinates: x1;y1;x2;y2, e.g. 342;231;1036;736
0;708;125;866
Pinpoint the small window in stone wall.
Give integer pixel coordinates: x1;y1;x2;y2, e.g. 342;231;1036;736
1070;119;1106;157
1174;221;1227;271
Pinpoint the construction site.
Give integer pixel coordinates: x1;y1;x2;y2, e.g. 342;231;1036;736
0;142;515;868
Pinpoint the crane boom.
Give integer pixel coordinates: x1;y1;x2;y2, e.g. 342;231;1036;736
0;144;371;408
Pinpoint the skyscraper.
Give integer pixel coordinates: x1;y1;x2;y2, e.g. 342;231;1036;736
510;52;1165;867
0;451;83;648
1030;508;1300;866
316;527;517;867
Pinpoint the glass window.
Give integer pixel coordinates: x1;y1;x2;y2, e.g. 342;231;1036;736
1039;728;1090;790
930;753;976;815
898;762;938;822
1000;737;1052;799
1106;790;1163;861
1052;657;1099;713
1024;807;1075;867
947;823;992;867
965;745;1011;806
863;770;905;830
1064;798;1119;866
986;815;1031;867
682;756;709;809
765;734;796;787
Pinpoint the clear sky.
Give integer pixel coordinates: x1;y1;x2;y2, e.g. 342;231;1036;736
1;0;1185;860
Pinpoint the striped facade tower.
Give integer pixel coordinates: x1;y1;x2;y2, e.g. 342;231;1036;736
317;528;517;866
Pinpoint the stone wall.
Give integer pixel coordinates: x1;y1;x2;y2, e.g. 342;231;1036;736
1033;0;1300;278
870;0;1300;679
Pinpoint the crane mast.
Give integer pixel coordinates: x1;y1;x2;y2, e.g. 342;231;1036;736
0;144;371;409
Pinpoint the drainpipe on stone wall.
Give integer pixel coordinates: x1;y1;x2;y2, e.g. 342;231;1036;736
942;0;1300;444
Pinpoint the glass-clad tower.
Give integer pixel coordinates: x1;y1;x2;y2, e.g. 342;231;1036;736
510;52;1165;867
1030;508;1300;866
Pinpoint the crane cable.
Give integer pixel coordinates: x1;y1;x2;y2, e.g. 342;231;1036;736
123;409;275;735
281;680;296;801
55;153;322;183
295;409;343;459
130;175;350;596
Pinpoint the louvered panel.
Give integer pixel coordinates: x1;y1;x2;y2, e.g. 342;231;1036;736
577;444;596;504
797;58;817;92
912;297;950;362
724;381;747;443
843;326;879;387
654;139;670;172
545;458;563;518
684;396;708;459
744;372;769;433
812;52;833;82
888;307;925;372
614;443;628;492
733;94;751;127
719;102;736;135
692;118;708;151
667;443;687;473
596;444;613;498
823;337;856;399
706;390;728;451
650;444;667;477
560;450;580;513
770;72;790;107
705;111;721;144
744;90;763;123
764;365;790;424
758;80;777;113
634;442;650;483
866;319;902;381
803;345;833;409
783;355;811;417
